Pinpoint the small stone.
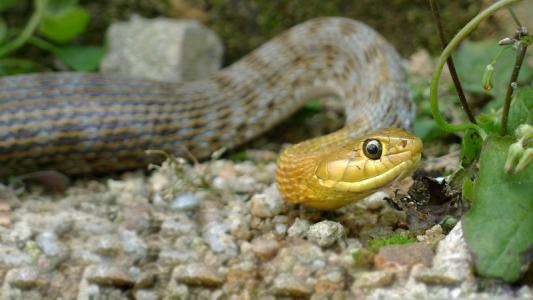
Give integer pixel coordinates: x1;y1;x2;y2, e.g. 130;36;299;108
417;224;445;245
249;186;286;218
84;265;135;288
35;231;60;256
93;235;122;257
307;221;344;247
374;242;434;269
158;249;198;265
414;222;473;284
134;289;158;300
378;207;406;227
160;218;197;237
360;191;388;210
271;273;312;298
0;245;32;267
251;238;279;260
122;204;152;233
120;230;148;260
172;263;225;287
351;271;395;290
287;218;310;238
315;269;345;294
171;192;200;211
9;221;32;243
6;267;45;289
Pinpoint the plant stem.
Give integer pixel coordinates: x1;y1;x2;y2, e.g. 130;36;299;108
430;0;523;139
0;0;47;58
428;0;476;124
500;41;528;136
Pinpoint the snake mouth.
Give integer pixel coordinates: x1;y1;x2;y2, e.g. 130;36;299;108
316;151;421;193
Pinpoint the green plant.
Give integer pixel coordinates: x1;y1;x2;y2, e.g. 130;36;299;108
0;0;102;75
429;0;532;282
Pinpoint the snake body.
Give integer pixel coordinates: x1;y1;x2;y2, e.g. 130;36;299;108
0;17;421;208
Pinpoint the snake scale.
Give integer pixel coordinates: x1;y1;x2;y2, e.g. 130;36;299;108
0;17;422;209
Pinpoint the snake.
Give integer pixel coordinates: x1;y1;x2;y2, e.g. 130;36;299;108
0;17;422;209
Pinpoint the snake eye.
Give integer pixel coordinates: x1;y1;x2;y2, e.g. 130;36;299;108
362;139;382;160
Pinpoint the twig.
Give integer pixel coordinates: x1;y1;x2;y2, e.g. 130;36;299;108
428;0;477;124
507;7;522;28
500;39;528;136
0;0;47;58
429;0;523;139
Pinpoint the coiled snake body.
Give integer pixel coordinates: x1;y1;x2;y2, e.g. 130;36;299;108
0;18;422;209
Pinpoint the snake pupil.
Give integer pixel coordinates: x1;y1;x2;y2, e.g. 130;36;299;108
363;139;382;160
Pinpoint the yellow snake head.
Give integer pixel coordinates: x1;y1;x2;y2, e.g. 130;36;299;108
276;128;422;210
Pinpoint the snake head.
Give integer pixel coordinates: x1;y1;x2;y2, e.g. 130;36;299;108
314;128;422;194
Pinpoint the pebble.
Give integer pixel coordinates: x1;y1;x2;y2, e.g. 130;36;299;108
0;245;32;267
416;224;446;245
84;265;135;288
35;231;60;257
360;191;388;210
160;217;197;237
307;221;344;247
413;222;473;284
374;242;434;269
6;267;45;289
249;185;286;218
287;218;311;238
351;271;395;290
251;238;279;260
172;263;225;287
271;273;312;298
171;192;200;211
92;235;122;257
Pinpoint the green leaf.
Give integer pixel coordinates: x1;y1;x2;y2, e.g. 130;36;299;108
56;46;103;71
0;18;7;44
0;58;42;75
45;0;79;13
508;88;533;133
463;137;533;282
413;117;448;142
460;128;482;167
38;5;90;43
455;40;533;105
0;0;17;12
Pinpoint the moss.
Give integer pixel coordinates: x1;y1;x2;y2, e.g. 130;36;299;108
366;232;417;253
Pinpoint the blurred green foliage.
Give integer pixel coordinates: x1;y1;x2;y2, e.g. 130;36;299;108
0;0;102;75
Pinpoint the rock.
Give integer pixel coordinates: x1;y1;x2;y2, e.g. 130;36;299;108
249;185;286;218
271;273;312;298
171;192;200;211
84;265;135;288
374;242;434;269
351;271;395;290
101;16;222;82
35;231;61;257
0;245;32;267
307;221;344;247
5;267;46;289
416;224;445;245
314;269;346;294
360;191;388;210
413;222;473;284
92;235;122;257
251;237;279;260
172;263;225;287
287;218;310;238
